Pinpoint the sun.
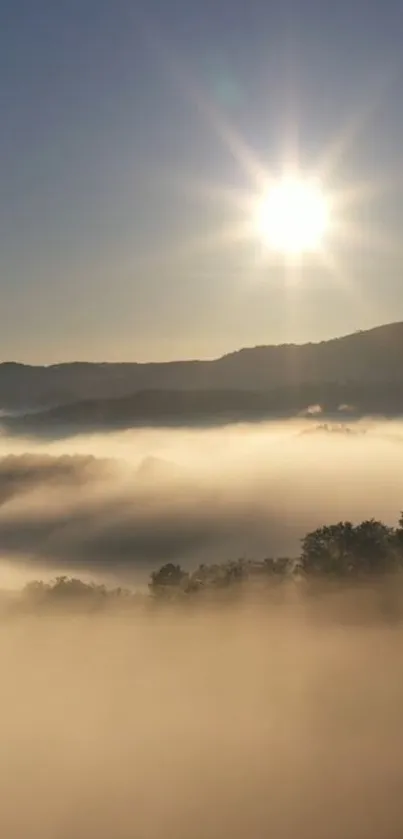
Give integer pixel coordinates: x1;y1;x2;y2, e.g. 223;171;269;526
255;176;330;255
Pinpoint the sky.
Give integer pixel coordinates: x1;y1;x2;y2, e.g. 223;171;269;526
1;0;403;363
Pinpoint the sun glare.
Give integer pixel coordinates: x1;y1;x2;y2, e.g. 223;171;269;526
256;176;330;255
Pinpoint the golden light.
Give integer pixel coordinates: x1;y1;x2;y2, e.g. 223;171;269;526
255;176;330;255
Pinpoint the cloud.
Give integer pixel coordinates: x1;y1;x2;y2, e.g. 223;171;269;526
0;420;402;582
299;404;323;417
0;452;287;571
2;596;403;838
338;403;356;412
0;453;115;503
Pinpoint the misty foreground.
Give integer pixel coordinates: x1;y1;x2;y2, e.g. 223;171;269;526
2;422;403;838
2;581;403;839
2;522;403;839
3;507;403;616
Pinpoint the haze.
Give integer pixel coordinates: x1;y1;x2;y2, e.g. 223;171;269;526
1;411;403;839
0;418;402;588
2;0;403;833
2;588;403;838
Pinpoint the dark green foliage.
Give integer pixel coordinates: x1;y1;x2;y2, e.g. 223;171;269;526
187;559;248;592
7;511;403;613
149;563;189;598
185;557;296;595
301;519;398;576
22;575;136;610
396;512;403;550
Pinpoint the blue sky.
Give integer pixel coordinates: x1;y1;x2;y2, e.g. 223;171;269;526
1;0;403;362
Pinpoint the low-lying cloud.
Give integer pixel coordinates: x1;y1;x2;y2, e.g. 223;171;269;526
0;418;402;586
2;604;403;838
1;420;403;838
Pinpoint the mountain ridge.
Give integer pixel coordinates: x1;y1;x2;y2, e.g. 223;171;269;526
1;321;403;413
4;381;403;438
1;321;402;369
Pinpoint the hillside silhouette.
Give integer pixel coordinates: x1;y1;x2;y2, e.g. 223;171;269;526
4;381;403;436
2;322;403;433
0;322;402;411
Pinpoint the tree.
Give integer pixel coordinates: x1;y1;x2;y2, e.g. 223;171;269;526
353;519;397;573
263;556;294;577
149;563;189;598
301;519;397;577
395;512;403;553
23;580;50;603
187;559;253;593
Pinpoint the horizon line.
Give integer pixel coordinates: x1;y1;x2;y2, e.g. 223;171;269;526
0;320;401;369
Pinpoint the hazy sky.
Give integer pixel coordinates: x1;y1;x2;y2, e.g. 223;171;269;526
1;0;403;363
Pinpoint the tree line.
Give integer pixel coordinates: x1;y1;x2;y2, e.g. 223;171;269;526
9;512;403;611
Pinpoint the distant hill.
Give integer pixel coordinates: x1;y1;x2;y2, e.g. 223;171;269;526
1;322;403;415
4;380;403;437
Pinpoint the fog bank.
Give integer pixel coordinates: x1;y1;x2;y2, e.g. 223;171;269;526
1;601;403;838
0;418;401;587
